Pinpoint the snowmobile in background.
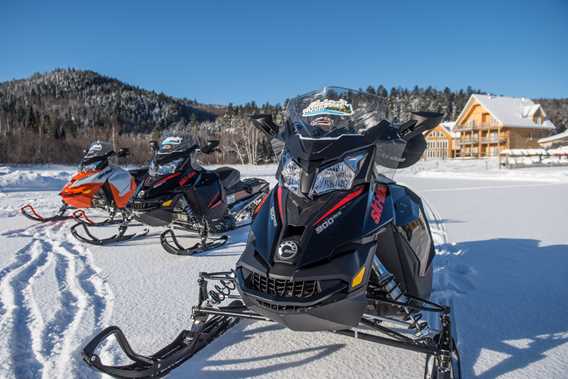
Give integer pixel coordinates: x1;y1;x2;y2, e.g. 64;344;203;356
21;141;145;225
81;88;461;378
72;136;270;253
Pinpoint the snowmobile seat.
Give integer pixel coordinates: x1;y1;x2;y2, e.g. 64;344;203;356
128;167;148;183
214;167;240;190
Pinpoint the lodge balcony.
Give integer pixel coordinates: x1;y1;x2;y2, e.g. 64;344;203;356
455;123;501;131
459;137;506;145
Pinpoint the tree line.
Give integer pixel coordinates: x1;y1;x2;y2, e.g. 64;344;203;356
1;69;566;164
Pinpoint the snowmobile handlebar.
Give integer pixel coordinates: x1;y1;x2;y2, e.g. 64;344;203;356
250;112;443;142
199;139;220;154
399;111;444;141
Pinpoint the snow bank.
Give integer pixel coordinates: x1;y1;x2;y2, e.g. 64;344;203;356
0;165;73;192
399;159;568;183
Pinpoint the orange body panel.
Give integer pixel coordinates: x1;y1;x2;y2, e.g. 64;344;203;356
58;168;136;209
60;170;104;208
108;177;136;208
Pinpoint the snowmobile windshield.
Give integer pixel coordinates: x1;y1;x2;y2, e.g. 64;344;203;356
80;141;113;171
282;87;406;182
157;136;192;156
285;87;388;138
149;136;193;177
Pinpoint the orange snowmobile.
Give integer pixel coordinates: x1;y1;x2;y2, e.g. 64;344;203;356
21;141;146;226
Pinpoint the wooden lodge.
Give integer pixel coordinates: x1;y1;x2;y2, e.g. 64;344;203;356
452;94;556;158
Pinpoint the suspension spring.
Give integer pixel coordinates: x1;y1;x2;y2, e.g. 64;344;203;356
372;256;430;337
208;279;237;305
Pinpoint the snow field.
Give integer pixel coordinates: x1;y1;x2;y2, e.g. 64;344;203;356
0;161;567;378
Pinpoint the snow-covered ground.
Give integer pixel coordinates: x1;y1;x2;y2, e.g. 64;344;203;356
0;161;567;378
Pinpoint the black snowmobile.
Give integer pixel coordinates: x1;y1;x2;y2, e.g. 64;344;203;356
72;136;269;254
82;88;461;378
21;141;146;225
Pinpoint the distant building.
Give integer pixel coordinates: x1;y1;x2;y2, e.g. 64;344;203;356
538;129;568;149
453;94;556;158
424;122;459;159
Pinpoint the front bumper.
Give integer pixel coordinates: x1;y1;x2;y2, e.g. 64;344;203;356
236;268;368;331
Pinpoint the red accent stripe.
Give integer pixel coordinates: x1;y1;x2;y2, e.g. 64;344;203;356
208;192;222;208
154;172;181;188
179;171;197;186
72;209;96;225
370;185;388;224
314;185;366;225
276;185;285;222
254;192;270;215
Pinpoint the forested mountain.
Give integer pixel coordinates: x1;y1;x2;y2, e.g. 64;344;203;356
0;68;216;135
0;69;566;164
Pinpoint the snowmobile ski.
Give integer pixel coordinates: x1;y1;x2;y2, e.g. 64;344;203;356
82;302;243;378
160;227;229;255
21;203;73;223
70;215;149;245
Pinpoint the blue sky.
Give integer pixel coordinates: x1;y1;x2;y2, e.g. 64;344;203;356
2;0;567;104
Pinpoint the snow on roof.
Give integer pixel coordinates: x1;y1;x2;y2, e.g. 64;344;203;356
459;94;556;129
538;128;568;144
441;121;456;130
437;121;460;138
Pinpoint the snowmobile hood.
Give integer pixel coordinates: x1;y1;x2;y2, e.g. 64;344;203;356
246;184;394;270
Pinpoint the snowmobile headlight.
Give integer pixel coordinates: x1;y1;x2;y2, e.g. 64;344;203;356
280;150;302;194
311;152;367;196
150;158;184;176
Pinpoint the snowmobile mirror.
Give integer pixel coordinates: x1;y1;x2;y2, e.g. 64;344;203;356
117;148;130;158
398;133;427;168
401;112;444;141
200;140;220;154
149;140;159;153
250;114;280;138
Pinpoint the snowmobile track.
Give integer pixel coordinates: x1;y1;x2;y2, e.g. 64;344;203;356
0;222;113;379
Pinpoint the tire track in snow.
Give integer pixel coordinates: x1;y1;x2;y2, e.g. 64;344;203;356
0;222;114;378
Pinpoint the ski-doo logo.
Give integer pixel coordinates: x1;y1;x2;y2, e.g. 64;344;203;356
278;240;298;260
315;211;342;234
370;185;388;224
302;99;353;117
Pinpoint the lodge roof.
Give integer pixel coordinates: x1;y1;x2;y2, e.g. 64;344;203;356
457;94;556;129
538;128;568;144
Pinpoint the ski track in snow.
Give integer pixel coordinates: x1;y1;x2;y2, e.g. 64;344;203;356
0;222;113;379
423;197;476;349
